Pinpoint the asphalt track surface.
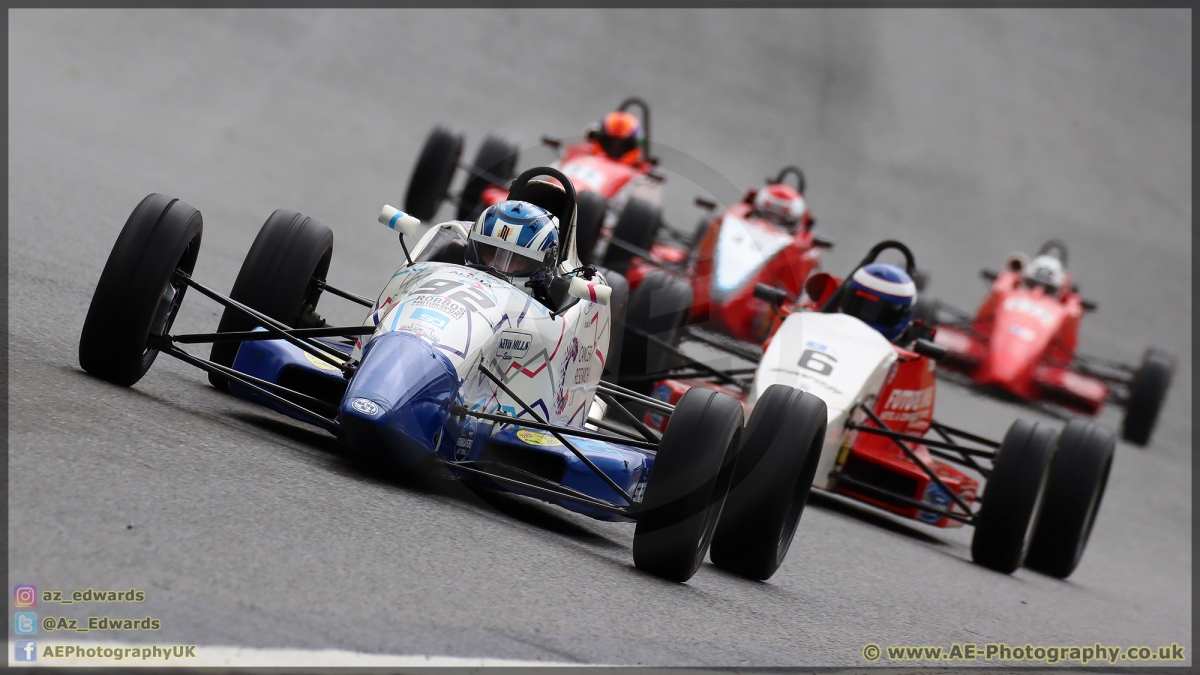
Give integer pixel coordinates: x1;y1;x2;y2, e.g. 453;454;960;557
9;9;1191;667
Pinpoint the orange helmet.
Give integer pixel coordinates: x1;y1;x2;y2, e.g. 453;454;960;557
595;111;643;164
752;183;807;230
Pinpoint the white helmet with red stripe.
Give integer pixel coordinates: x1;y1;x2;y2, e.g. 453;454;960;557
752;183;807;230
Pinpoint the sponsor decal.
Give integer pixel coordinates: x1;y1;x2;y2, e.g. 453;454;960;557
918;482;952;523
414;278;497;312
516;429;562;447
1008;324;1037;341
304;351;344;372
631;477;648;503
1003;296;1056;325
350;398;380;415
409;294;466;320
496;331;533;360
456;424;475;460
884;387;935;412
411;308;452;329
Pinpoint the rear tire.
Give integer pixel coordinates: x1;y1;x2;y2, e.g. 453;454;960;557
574;190;608;264
404;125;463;221
1023;420;1115;579
633;387;743;582
79;194;203;387
970;419;1057;574
208;210;334;390
619;270;692;393
455;135;519;222
710;385;828;580
912;295;939;328
595;267;629;383
1121;347;1175;446
602;197;662;275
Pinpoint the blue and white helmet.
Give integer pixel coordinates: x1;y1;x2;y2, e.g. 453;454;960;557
841;263;917;342
466;200;559;281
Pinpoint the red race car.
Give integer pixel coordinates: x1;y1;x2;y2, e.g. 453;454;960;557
625;241;1115;579
619;166;832;345
401;97;668;269
918;239;1176;446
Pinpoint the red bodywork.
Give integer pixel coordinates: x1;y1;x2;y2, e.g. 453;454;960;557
934;270;1106;415
643;276;978;528
480;141;656;209
627;194;822;345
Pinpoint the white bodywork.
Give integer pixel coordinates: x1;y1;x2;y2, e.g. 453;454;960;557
349;222;611;428
749;312;898;489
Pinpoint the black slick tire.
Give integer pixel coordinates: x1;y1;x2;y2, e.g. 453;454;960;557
1121;347;1175;446
619;270;692;394
208;210;334;390
455;135;519;222
79;194;203;387
710;385;828;580
1023;420;1115;579
633;387;743;582
970;419;1057;574
602;197;661;275
404;125;463;222
573;190;608;264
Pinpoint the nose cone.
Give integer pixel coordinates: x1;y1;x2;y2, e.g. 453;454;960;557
340;331;460;470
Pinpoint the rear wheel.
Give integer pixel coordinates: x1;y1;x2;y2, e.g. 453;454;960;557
618;270;692;393
79;194;203;386
912;294;939;328
455;135;519;222
970;419;1057;574
1023;420;1115;579
710;385;828;580
633;387;743;582
573;190;608;264
404;125;463;221
208;210;334;390
602;197;662;275
595;267;629;383
1121;347;1175;446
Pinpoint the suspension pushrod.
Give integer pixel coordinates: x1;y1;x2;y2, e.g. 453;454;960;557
624;326;748;392
314;279;374;307
604;237;687;272
930;424;991;478
159;346;338;433
170;326;375;344
453;406;657;451
846;423;996;458
596;381;676;415
478;366;636;505
586;416;651;443
829;472;973;524
596;392;662;444
928;420;1002;449
856;404;975;516
177;272;351;371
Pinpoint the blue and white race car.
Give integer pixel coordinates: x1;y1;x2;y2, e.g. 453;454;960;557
78;167;829;583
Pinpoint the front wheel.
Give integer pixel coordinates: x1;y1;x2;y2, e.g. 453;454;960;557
602;197;661;275
404;125;463;221
970;419;1057;574
1121;347;1175;446
1023;420;1115;579
208;210;334;389
633;387;744;582
78;194;203;386
710;385;828;580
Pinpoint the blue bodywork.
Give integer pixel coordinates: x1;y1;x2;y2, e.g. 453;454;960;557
229;330;654;521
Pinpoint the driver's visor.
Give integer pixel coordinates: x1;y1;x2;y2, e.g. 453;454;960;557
842;288;912;326
469;232;546;276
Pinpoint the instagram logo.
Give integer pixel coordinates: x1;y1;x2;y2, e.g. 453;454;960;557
14;585;36;607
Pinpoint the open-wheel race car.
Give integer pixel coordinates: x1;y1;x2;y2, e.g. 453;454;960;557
617;166;833;345
630;240;1117;579
401;97;681;272
917;239;1176;446
77;166;829;583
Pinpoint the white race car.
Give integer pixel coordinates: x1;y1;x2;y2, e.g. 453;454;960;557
645;241;1116;579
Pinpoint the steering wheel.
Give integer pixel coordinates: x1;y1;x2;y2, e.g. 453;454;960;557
1036;238;1069;267
819;240;918;313
507;166;578;268
769;166;806;194
617;97;651;162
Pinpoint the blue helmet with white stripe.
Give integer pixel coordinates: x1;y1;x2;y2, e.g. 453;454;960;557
841;263;917;342
466;200;559;281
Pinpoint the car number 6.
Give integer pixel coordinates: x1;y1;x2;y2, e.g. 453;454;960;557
798;348;837;376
